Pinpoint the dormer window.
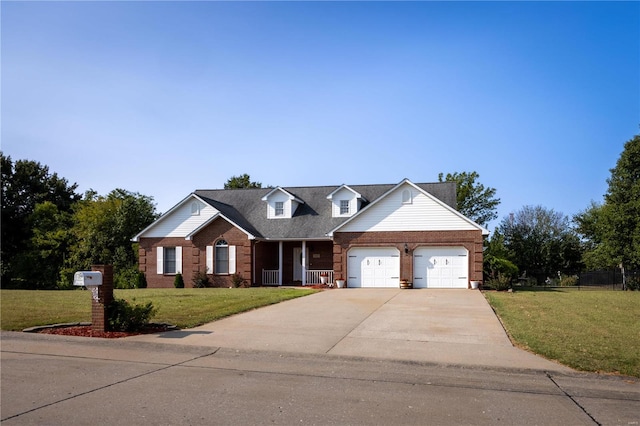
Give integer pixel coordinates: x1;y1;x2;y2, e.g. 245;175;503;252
327;185;366;218
275;201;284;216
340;200;350;215
261;187;304;219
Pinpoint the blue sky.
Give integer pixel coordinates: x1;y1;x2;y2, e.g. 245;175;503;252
2;1;638;231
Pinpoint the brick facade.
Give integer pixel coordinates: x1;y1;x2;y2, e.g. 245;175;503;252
140;228;484;288
139;218;253;288
332;230;484;288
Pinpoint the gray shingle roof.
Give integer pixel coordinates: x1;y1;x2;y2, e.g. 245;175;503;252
194;182;456;240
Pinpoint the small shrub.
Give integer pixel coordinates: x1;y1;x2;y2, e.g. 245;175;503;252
115;267;139;289
559;275;578;287
107;298;157;332
135;271;147;289
231;273;248;288
192;270;210;288
486;273;511;291
174;272;184;288
626;274;640;291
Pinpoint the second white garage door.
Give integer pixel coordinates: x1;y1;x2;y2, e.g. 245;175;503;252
347;247;400;288
413;247;469;289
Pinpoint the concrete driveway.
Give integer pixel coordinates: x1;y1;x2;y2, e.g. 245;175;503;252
128;289;571;373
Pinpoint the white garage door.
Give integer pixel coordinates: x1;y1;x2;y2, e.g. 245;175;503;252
347;247;400;288
413;247;468;289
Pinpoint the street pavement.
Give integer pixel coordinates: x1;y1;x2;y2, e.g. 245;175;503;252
1;289;639;425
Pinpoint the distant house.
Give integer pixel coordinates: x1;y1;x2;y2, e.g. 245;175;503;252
133;179;488;289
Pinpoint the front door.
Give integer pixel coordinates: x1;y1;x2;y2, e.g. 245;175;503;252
293;247;309;281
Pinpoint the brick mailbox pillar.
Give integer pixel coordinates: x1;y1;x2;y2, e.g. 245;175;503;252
90;265;114;332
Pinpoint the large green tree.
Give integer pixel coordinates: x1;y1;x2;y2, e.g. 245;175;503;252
224;174;262;189
575;134;640;274
1;153;80;287
438;171;500;227
61;189;159;287
497;205;582;284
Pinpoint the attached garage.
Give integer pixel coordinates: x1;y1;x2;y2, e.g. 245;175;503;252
347;247;400;288
413;247;469;289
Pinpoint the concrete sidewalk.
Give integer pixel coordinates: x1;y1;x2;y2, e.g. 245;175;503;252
127;289;571;373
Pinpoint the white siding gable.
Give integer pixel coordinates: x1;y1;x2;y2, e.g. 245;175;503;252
337;183;479;233
140;198;219;238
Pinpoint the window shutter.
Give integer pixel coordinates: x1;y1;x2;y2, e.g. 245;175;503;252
206;245;213;273
228;245;236;274
176;246;183;274
157;247;164;274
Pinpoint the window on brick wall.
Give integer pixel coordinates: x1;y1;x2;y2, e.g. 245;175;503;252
157;246;182;275
207;242;236;275
164;248;176;274
215;240;229;274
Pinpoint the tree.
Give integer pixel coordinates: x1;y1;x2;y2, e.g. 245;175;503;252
602;134;639;269
14;202;74;289
575;134;640;284
497;205;582;284
574;201;611;269
438;171;500;227
61;189;159;287
1;153;80;287
224;174;262;189
483;230;519;282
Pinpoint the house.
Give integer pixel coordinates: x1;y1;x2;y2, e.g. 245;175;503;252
132;179;489;289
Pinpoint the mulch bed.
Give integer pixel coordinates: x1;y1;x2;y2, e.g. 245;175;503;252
35;324;172;339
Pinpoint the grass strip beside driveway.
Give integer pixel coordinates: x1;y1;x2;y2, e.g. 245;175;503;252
0;288;317;331
484;289;640;377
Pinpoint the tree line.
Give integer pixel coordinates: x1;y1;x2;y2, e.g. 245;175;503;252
2;133;638;290
482;134;639;289
1;153;158;289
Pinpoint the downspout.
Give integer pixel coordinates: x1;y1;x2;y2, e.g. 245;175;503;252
302;240;307;286
278;241;283;286
252;240;258;286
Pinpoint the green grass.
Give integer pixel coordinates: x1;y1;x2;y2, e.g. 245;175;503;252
0;288;317;331
484;289;640;377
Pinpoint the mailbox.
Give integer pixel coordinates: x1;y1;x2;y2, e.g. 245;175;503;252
74;271;103;287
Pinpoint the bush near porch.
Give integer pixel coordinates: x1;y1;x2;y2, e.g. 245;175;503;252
0;288;317;331
484;289;640;377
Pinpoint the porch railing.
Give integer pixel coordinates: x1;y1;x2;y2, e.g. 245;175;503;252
262;269;335;285
306;270;334;285
262;269;280;286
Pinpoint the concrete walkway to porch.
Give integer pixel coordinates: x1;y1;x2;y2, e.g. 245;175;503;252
127;288;572;373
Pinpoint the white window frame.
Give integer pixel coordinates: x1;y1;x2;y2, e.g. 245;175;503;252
190;201;200;215
402;189;413;204
157;246;182;275
275;201;284;217
212;240;236;275
340;200;350;215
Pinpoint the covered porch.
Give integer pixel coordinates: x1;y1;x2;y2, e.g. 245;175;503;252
255;240;334;286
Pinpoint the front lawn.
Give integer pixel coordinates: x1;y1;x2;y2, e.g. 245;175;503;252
484;289;640;377
0;288;318;331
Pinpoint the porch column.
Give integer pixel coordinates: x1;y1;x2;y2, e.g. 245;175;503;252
278;241;283;286
301;241;307;286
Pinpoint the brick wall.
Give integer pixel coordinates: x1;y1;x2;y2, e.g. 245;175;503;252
139;218;253;288
333;230;484;287
192;219;251;287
